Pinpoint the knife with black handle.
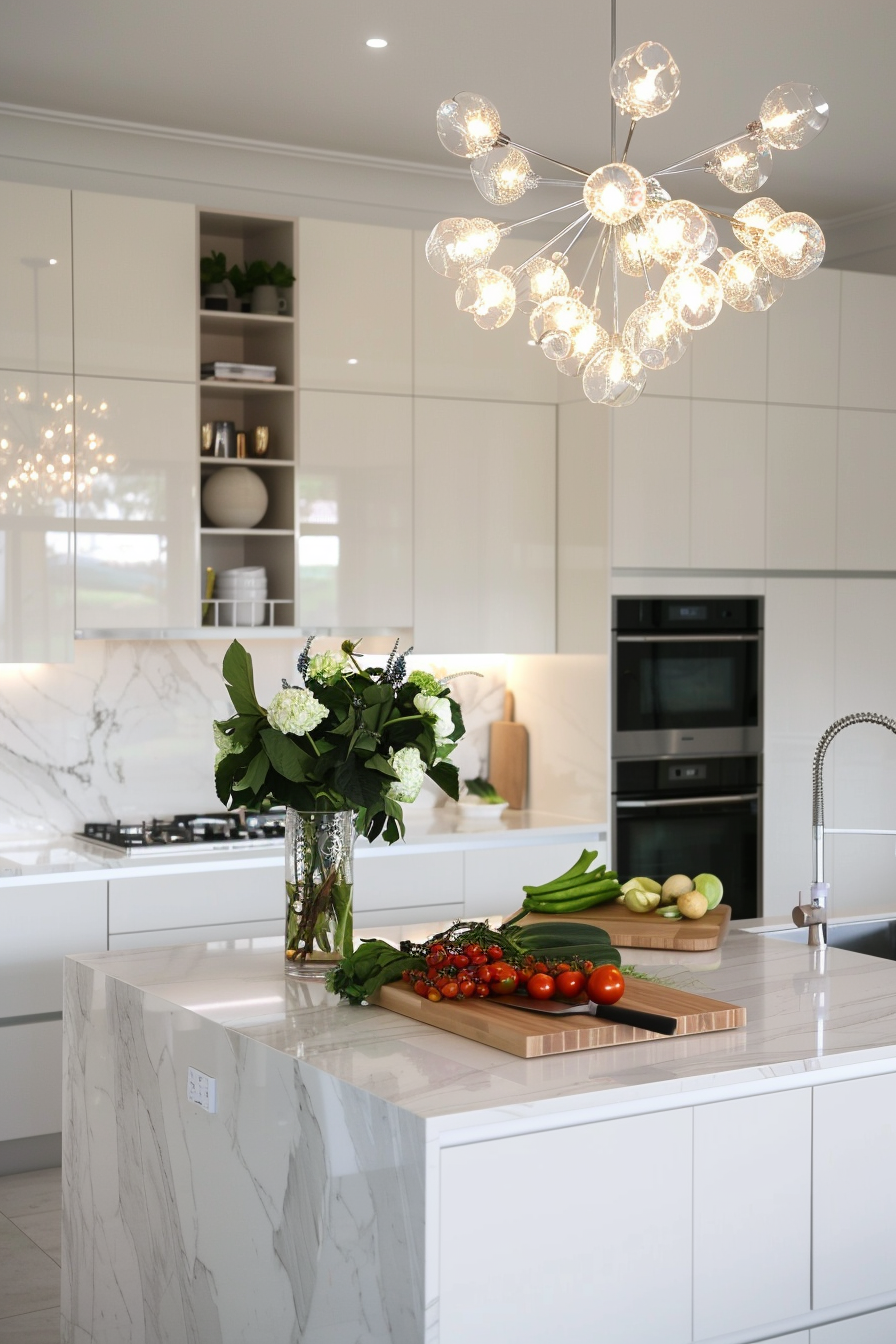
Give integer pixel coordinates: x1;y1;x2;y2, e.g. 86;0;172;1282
497;994;678;1036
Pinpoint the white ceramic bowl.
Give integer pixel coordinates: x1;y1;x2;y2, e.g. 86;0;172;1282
215;581;268;595
218;566;266;578
458;799;509;821
202;468;269;529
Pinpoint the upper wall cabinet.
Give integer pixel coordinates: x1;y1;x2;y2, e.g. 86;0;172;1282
0;182;73;375
612;395;691;570
298;218;412;395
767;267;840;408
839;271;896;412
414;398;556;653
72;192;196;382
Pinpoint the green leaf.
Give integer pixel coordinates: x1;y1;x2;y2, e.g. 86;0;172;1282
329;709;356;738
428;759;460;800
223;641;263;717
214;750;246;805
448;697;466;742
261;727;314;783
233;748;269;794
365;752;399;778
383;815;404;844
362;684;394;706
335;757;388;809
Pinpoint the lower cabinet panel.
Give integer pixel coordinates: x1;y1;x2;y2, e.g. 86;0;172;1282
0;1019;62;1141
0;878;107;1017
440;1109;693;1343
353;850;464;912
812;1307;896;1342
108;920;282;951
354;903;464;931
108;866;283;933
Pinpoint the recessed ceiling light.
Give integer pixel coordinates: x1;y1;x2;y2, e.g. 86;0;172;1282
347;358;358;365
49;258;57;265
366;37;387;48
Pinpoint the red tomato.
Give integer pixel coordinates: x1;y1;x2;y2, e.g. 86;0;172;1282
477;964;494;983
489;963;519;995
486;945;504;962
526;973;556;1000
440;980;460;999
463;944;482;959
427;988;442;1002
587;965;625;1005
552;963;571;975
470;953;489;966
517;966;533;983
555;970;586;999
401;969;411;982
452;953;470;970
474;983;491;998
459;980;476;998
426;951;447;969
533;961;548;974
414;980;429;997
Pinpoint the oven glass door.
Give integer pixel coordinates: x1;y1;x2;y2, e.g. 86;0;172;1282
614;794;759;920
616;637;759;734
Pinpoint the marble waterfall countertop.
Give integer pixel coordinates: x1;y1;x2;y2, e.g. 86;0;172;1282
66;922;896;1139
0;808;605;885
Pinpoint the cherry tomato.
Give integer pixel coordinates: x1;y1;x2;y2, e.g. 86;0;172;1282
527;973;556;1000
426;951;447;969
427;988;443;1002
489;963;519;995
587;965;625;1006
440;980;460;999
435;975;451;989
486;945;504;962
477;964;494;983
414;980;429;997
517;966;534;983
463;944;482;959
459;980;476;998
555;970;586;999
401;969;411;982
533;962;548;975
552;963;571;975
471;953;489;966
452;953;470;970
474;983;491;998
582;961;594;973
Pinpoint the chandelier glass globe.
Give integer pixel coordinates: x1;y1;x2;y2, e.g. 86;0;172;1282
731;197;784;247
661;265;723;330
529;294;591;358
719;250;785;312
709;139;773;194
584;163;647;225
758;212;825;279
583;334;646;407
556;315;610;376
696;215;719;264
615;220;655;277
456;267;517;329
610;42;681;119
523;256;570;304
437;92;502;158
471;146;534;205
760;83;829;151
623;292;689;370
649;200;711;269
425;217;501;278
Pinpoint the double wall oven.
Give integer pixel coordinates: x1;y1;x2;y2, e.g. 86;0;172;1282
612;598;762;919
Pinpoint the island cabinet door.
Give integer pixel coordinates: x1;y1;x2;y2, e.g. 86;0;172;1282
810;1307;896;1341
692;1089;812;1339
812;1072;896;1309
107;865;283;937
439;1109;693;1343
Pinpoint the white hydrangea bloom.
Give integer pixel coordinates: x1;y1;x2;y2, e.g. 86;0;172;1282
307;650;348;685
214;722;243;768
387;745;427;804
267;687;329;736
413;692;454;742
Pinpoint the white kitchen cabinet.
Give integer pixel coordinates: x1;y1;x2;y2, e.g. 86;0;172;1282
464;840;606;918
354;849;463;914
0;181;73;375
440;1109;693;1342
690;399;766;569
297;391;413;629
557;400;610;654
74;376;199;631
0;878;107;1018
812;1308;896;1342
835;409;896;570
611;395;691;568
108;920;282;951
413;398;556;653
691;301;769;403
72;191;196;382
813;1072;896;1308
0;369;75;662
766;406;838;570
0;1019;62;1142
767;267;840;409
413;231;558;404
298;218;412;395
642;342;692;399
839;271;896;412
693;1089;811;1338
107;864;283;935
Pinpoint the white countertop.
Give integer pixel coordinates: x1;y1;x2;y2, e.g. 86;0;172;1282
0;808;605;884
66;917;896;1140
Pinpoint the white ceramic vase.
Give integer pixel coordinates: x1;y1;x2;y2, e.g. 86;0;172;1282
202;467;269;528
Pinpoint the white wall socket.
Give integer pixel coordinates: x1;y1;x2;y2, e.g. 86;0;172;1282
187;1066;216;1113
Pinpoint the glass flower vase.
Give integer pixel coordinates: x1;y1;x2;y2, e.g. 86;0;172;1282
284;809;355;977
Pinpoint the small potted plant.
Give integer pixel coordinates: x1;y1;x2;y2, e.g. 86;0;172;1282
200;250;229;310
245;259;295;315
227;263;254;314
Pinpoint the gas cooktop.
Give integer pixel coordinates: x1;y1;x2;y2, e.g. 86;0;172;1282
77;811;287;853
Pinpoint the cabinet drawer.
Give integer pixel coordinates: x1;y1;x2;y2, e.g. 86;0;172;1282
108;866;283;933
353;850;464;911
354;903;463;931
464;840;606;918
0;1019;62;1141
108;920;282;951
0;879;107;1017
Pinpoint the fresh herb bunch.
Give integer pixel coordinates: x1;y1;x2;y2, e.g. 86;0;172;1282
214;637;466;843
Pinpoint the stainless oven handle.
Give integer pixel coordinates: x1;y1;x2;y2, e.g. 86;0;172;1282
616;793;759;809
615;634;760;643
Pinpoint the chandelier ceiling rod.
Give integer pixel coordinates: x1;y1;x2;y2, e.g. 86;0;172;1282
610;0;617;162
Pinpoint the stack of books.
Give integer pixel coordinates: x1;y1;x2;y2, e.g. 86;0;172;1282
201;362;277;384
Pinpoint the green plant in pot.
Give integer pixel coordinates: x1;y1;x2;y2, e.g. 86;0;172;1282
244;258;295;315
200;250;229;309
227;263;254;314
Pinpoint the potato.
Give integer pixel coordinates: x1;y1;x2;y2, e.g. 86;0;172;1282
661;873;694;903
677;890;709;920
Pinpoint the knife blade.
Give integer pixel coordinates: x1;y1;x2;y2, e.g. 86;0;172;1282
495;994;678;1036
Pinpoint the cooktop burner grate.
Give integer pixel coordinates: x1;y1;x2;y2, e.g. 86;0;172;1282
78;810;287;850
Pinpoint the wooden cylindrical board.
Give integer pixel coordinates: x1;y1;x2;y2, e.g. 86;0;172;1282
489;689;528;809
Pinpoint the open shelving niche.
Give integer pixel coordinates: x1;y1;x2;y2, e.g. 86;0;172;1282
197;209;298;631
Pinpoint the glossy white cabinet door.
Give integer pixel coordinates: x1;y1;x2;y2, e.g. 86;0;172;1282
108;921;282;950
611;395;691;568
0;181;73;374
74;376;199;630
557;400;610;654
0;1020;62;1141
0;879;107;1017
766;406;838;569
0;370;75;662
72;192;196;381
413;231;558;404
813;1072;896;1308
690;399;766;569
839;271;896;411
298;391;412;629
440;1109;693;1342
691;301;769;403
414;398;556;653
354;850;463;912
811;1308;896;1342
108;865;282;934
835;410;896;570
298;218;412;394
693;1089;811;1338
768;268;840;409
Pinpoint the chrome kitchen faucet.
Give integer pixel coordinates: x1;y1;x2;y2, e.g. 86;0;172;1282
793;712;896;945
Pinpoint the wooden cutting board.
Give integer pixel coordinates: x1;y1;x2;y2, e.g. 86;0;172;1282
511;902;733;952
371;977;745;1059
489;690;528;809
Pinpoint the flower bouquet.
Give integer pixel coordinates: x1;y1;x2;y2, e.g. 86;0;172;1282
214;638;466;972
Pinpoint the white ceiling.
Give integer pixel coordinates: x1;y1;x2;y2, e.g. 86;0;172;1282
1;0;893;224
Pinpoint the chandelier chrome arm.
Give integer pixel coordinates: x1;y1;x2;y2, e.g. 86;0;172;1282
650;129;759;179
500;198;586;234
577;227;607;293
513;210;592;276
506;141;590;178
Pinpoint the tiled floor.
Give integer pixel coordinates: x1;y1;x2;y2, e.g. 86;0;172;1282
0;1168;61;1343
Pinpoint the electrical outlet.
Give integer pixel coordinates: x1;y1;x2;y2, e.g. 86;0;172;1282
187;1066;216;1113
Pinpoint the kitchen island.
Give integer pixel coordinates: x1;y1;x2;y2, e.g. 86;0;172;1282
62;924;896;1344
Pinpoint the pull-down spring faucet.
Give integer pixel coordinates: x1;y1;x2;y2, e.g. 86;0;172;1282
793;712;896;945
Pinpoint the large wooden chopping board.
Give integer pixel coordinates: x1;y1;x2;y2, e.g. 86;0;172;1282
511;902;732;952
489;690;528;809
371;977;745;1059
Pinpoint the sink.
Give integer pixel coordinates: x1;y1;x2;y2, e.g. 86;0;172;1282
761;919;896;960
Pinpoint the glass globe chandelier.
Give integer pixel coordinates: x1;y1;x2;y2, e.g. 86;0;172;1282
426;2;829;409
0;386;111;511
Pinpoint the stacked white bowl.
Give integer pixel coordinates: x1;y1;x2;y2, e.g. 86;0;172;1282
215;566;268;627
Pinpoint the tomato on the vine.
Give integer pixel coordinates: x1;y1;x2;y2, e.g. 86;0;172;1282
452;953;470;969
474;983;490;998
486;945;504;961
463;944;482;959
459;980;476;998
489;963;519;995
440;981;460;999
555;970;585;999
533;961;548;974
587;965;625;1005
470;953;489;966
527;973;556;1000
414;980;429;997
427;988;442;1002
